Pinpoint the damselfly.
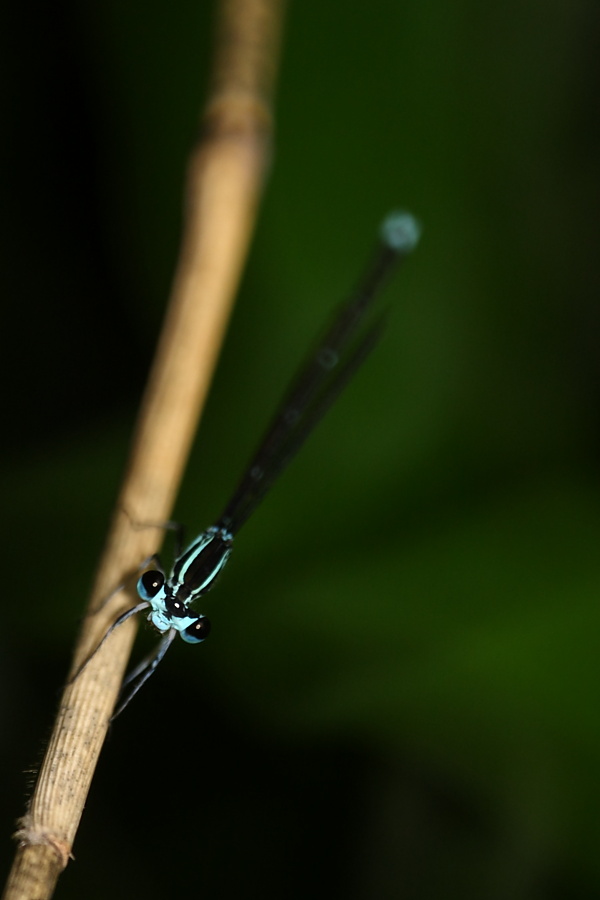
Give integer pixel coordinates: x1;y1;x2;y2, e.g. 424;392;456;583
78;211;420;716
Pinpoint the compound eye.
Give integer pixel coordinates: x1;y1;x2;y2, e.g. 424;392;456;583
181;616;211;644
138;570;165;600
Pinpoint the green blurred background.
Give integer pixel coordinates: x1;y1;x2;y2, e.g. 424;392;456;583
2;1;600;897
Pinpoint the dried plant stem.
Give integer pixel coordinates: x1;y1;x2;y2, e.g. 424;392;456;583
2;1;286;898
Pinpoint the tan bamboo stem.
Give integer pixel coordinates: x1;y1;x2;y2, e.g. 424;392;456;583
2;1;286;898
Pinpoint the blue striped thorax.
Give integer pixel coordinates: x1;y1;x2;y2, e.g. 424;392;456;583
137;525;233;644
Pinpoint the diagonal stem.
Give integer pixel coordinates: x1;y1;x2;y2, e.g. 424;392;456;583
2;2;286;898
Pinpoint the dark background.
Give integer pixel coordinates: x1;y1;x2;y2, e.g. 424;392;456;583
2;1;600;898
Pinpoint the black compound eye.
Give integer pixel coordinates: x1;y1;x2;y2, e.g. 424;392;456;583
138;570;165;600
181;616;211;644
